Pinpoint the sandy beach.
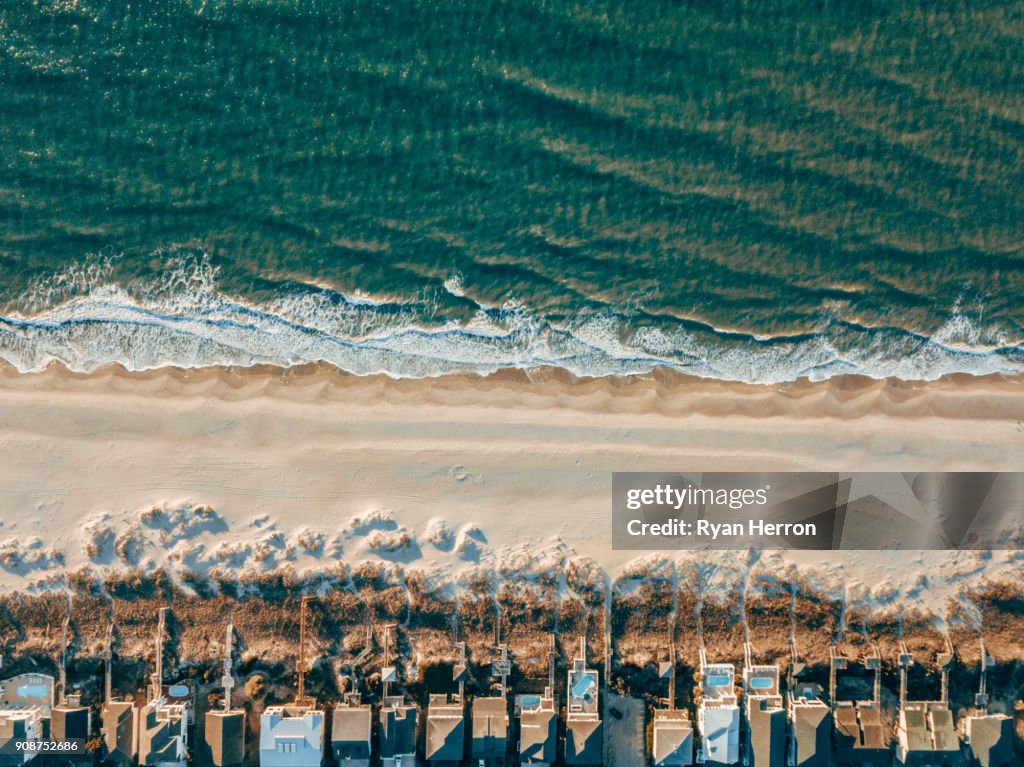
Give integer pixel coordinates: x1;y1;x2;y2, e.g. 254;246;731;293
0;363;1020;600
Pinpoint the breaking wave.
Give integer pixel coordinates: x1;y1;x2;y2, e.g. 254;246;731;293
1;257;1021;382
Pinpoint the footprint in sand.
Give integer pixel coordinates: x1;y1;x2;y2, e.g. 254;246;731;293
447;465;483;484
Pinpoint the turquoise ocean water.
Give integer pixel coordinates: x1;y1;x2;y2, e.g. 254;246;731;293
1;0;1022;381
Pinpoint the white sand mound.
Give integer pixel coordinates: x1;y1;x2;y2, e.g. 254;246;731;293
0;537;63;573
0;495;1019;635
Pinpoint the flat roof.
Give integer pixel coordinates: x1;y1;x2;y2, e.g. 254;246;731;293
515;692;554;714
743;666;780;697
0;674;54;712
264;704;320;718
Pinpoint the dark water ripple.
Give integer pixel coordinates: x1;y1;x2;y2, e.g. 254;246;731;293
0;0;1021;379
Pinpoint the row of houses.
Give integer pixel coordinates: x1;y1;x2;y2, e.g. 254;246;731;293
255;634;604;767
0;626;596;767
682;639;1015;767
0;608;1016;767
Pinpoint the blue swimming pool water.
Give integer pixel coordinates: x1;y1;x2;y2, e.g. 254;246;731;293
16;683;50;699
706;675;731;688
749;677;774;690
571;674;595;700
519;695;541;709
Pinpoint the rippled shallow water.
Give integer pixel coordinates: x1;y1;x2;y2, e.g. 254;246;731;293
1;0;1021;380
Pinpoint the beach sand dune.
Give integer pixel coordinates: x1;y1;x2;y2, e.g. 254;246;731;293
0;363;1020;632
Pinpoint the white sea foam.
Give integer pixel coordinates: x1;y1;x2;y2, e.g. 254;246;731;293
443;272;466;297
1;258;1021;382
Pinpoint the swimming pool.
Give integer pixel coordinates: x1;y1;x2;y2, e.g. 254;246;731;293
749;676;774;690
571;673;595;700
519;695;541;709
705;674;731;688
16;683;50;699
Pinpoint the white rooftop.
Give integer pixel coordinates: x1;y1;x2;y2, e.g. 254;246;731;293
699;706;739;764
259;705;324;767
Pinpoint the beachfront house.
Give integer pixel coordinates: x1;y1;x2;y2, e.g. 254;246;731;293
0;674;54;765
651;653;692;767
100;620;139;767
377;624;418;767
331;693;372;767
426;694;465;767
894;642;963;766
426;639;471;767
786;680;830;767
652;710;694;767
137;608;192;767
206;622;245;767
696;655;740;766
896;704;963;766
138;683;192;767
515;691;556;767
472;696;509;767
515;635;558;767
741;653;785;767
51;688;90;749
563;638;602;766
473;643;511;767
963;714;1013;767
51;692;91;746
102;699;140;765
961;640;1014;767
259;705;325;767
207;707;246;767
830;646;889;766
380;695;418;767
51;605;91;758
260;597;325;767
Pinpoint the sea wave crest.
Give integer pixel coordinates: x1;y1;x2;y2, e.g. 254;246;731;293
1;256;1021;382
